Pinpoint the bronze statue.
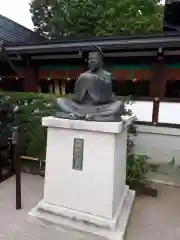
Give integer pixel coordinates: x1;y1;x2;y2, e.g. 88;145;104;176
53;46;124;122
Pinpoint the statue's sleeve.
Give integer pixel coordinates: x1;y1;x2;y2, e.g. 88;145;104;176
99;71;112;83
103;72;112;83
73;74;85;102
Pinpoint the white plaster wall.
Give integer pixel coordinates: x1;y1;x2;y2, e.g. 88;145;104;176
134;125;180;165
126;101;180;125
126;101;153;122
113;130;127;216
159;102;180;124
44;127;115;219
125;101;180;164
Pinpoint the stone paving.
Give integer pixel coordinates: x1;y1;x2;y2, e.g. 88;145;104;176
148;163;180;186
0;173;180;240
126;183;180;240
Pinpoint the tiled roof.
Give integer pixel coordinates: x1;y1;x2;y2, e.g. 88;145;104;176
0;14;43;43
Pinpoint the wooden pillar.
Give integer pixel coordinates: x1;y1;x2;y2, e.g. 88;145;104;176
152;98;160;124
0;150;2;182
150;55;167;124
37;85;41;93
12;126;22;210
61;80;66;95
150;58;167;98
54;80;60;96
24;56;38;92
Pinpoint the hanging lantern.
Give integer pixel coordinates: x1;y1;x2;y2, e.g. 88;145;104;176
132;77;137;83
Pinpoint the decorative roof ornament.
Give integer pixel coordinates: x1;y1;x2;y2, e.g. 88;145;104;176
92;45;104;57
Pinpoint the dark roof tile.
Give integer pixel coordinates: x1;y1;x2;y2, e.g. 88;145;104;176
0;14;43;43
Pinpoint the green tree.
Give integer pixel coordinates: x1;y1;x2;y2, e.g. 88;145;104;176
30;0;164;38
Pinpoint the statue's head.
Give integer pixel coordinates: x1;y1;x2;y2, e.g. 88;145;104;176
88;52;103;72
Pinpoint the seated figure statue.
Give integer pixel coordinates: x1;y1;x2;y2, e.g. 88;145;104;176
53;46;124;122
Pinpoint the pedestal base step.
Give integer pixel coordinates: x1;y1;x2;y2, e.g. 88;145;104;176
28;189;135;240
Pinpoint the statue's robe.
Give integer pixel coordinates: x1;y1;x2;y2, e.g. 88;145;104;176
56;69;124;121
73;70;112;104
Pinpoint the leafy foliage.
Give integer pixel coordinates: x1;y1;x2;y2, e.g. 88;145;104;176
126;154;150;190
30;0;164;38
123;99;137;155
3;92;150;189
5;92;56;159
122;96;150;190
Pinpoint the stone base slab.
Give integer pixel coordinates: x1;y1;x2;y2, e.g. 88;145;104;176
28;188;135;240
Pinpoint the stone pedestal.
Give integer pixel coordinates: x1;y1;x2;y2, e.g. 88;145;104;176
29;116;135;240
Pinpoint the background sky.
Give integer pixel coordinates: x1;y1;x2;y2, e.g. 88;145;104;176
0;0;166;31
0;0;34;29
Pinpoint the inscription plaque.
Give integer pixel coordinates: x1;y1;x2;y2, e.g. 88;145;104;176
73;138;84;170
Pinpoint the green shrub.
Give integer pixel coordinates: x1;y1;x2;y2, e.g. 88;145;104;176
122;98;150;190
4;92;57;159
126;154;150;190
3;92;150;190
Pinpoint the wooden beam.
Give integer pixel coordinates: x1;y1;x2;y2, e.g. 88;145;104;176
20;156;39;161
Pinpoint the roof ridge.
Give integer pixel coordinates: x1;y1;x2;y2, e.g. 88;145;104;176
5;31;180;46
